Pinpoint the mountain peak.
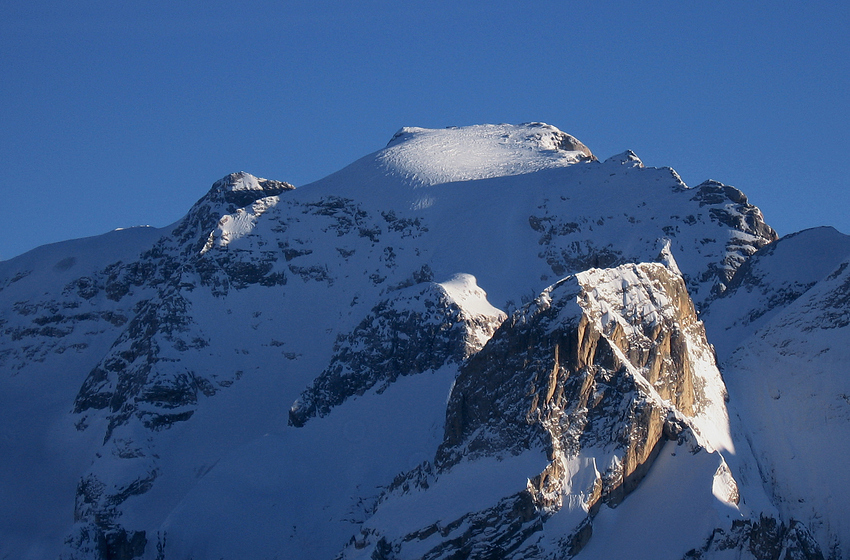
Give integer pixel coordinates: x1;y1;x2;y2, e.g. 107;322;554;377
603;150;644;167
207;172;294;207
375;123;595;188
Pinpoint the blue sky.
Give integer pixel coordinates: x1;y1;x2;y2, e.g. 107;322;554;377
2;1;848;260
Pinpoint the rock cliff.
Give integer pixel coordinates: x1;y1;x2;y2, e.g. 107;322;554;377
338;261;766;559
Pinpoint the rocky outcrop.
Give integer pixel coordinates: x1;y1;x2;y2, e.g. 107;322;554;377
438;263;705;474
684;516;824;560
208;172;294;207
289;274;505;427
342;261;730;559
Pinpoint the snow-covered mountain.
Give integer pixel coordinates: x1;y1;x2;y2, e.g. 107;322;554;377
702;226;850;560
0;123;843;560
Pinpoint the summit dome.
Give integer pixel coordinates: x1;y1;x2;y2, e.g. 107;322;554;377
376;123;594;188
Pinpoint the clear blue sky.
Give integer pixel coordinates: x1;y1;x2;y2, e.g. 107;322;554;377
2;1;848;260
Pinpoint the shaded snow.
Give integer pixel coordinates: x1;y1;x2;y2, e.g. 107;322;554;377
575;443;741;560
722;256;850;558
704;226;850;362
158;365;458;559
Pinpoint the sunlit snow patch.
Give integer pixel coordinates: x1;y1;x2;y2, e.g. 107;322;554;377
379;123;594;187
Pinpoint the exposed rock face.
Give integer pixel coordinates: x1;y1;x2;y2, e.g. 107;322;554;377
289;273;506;427
439;263;705;473
340;262;736;559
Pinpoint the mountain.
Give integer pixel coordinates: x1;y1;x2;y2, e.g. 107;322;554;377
702;226;850;559
0;123;844;560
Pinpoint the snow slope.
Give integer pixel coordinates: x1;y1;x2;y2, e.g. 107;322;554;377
378;123;594;187
703;226;850;361
704;228;850;559
0;226;164;559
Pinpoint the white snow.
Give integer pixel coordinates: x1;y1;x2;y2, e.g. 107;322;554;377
437;273;504;318
575;443;742;560
721;257;850;558
379;123;592;188
201;192;280;253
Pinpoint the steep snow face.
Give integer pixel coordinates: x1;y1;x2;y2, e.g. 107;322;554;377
156;362;463;560
0;226;164;559
717;252;850;559
703;226;850;362
697;225;850;558
700;226;850;558
288;273;505;427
